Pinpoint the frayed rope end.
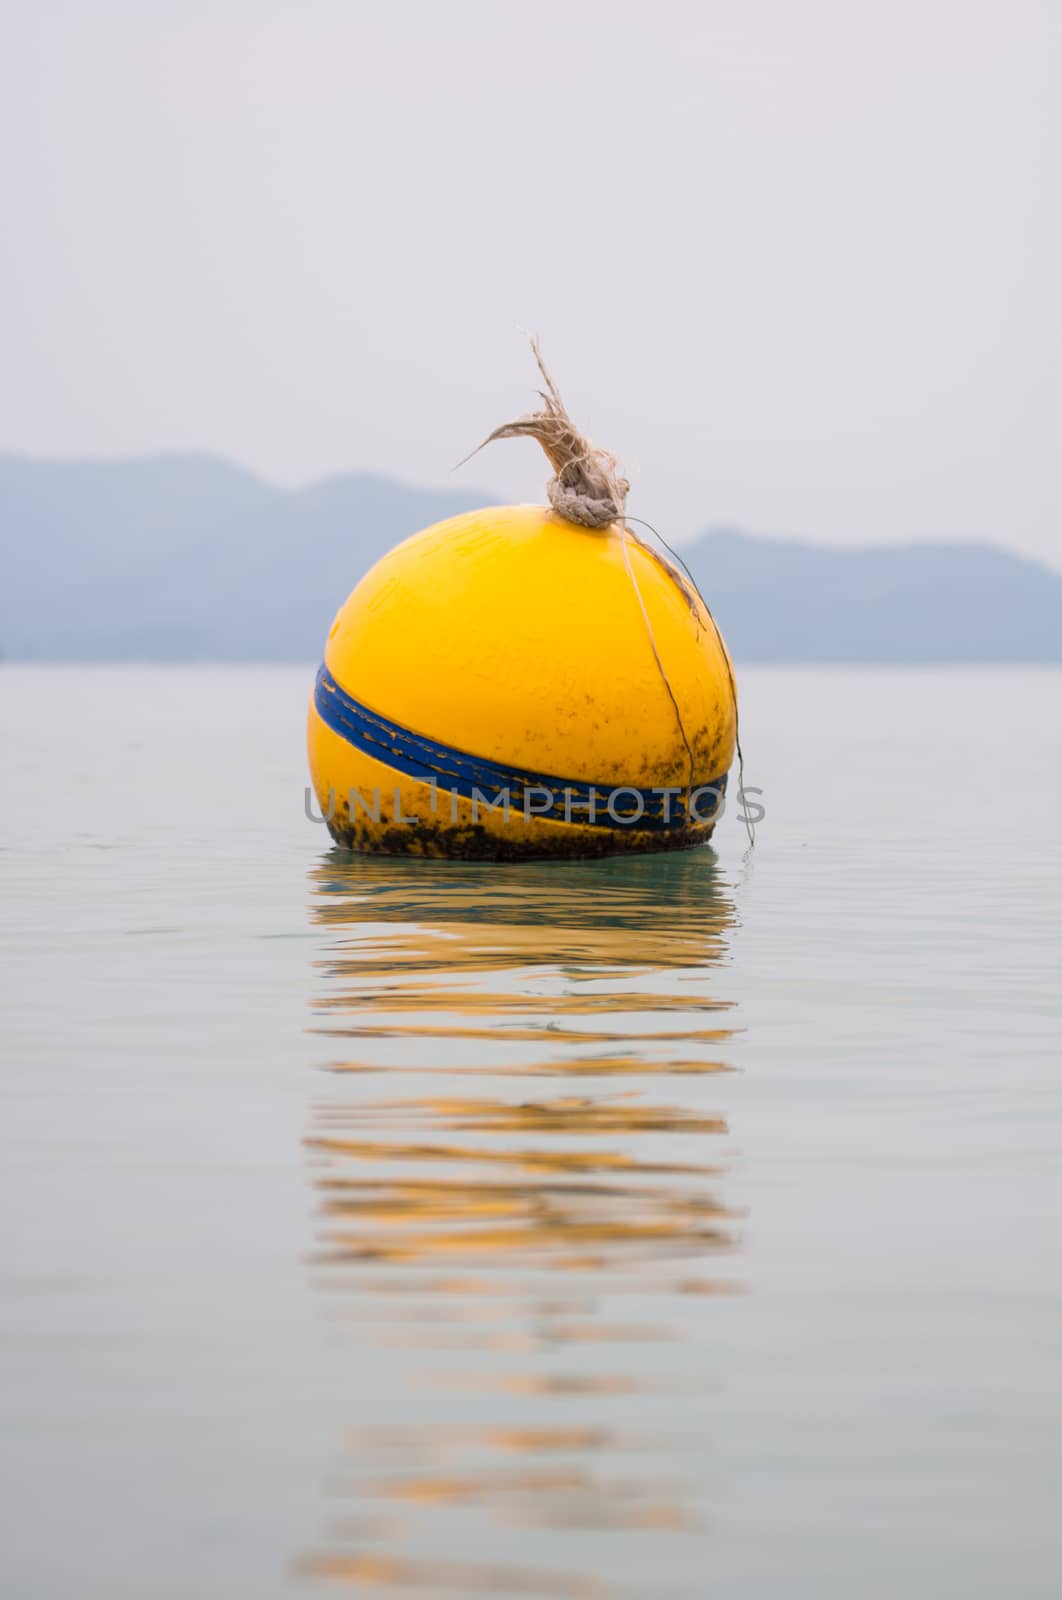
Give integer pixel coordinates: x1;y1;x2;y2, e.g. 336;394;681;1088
459;337;630;530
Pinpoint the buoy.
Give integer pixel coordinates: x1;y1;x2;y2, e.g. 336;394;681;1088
307;345;738;860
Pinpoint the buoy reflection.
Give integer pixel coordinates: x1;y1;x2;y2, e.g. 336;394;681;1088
303;850;740;1595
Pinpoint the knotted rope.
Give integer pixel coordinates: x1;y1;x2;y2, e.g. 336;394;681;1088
460;337;630;529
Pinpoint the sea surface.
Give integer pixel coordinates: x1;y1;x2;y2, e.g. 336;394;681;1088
2;664;1060;1599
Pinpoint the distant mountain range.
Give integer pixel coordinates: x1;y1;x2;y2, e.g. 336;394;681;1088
2;452;1060;663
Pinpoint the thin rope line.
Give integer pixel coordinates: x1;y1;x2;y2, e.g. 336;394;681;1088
624;514;755;847
617;523;696;819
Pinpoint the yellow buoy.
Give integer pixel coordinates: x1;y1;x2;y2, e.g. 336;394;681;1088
307;348;738;860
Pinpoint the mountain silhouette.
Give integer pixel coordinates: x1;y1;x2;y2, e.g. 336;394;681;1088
2;453;1060;663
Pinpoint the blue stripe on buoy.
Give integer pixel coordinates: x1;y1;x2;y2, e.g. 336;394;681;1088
313;664;726;832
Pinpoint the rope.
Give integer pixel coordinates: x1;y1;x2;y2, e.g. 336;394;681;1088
624;514;754;848
457;337;629;530
617;523;696;820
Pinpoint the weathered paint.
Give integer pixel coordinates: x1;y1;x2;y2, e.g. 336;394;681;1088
307;504;737;860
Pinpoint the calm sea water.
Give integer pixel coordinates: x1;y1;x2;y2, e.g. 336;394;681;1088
2;665;1060;1599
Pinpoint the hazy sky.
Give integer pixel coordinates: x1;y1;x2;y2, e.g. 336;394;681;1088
2;1;1059;560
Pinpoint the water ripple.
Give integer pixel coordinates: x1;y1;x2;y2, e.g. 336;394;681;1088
303;850;740;1597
